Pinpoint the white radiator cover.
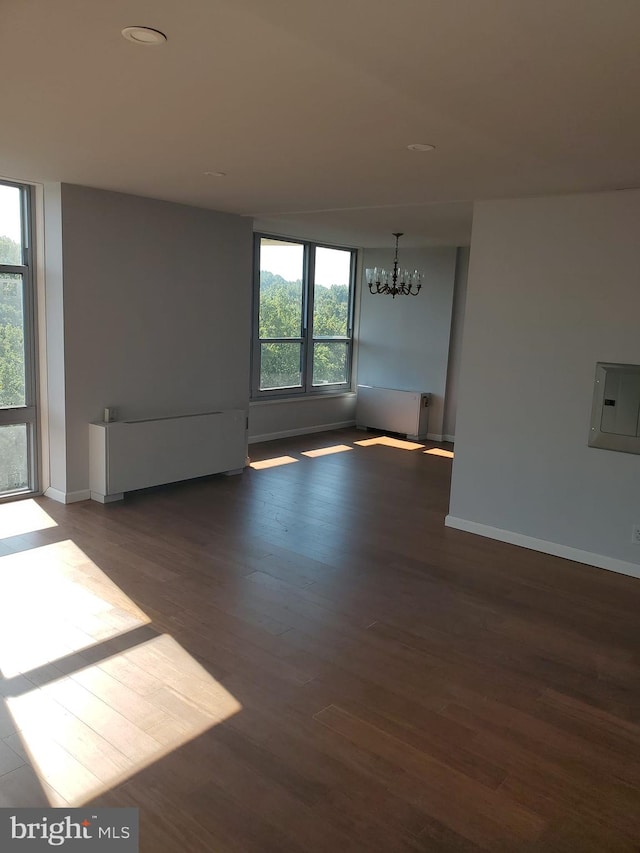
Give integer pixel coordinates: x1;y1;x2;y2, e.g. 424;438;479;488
356;385;431;440
89;410;247;502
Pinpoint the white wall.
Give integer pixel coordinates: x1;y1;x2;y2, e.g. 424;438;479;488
43;183;67;498
448;190;640;577
57;184;253;496
358;247;457;439
442;247;469;439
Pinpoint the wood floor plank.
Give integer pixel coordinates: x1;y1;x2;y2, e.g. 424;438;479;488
313;704;545;848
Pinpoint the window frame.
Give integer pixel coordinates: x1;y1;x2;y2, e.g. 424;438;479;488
251;233;357;400
0;179;39;500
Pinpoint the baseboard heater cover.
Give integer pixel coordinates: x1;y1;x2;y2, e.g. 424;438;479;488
356;385;431;440
89;409;247;502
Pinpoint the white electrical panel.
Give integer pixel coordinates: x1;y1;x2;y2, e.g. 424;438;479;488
589;362;640;454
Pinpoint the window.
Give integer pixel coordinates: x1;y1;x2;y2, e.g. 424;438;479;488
252;236;356;398
0;180;38;498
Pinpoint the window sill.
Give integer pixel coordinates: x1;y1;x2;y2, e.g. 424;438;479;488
250;391;356;407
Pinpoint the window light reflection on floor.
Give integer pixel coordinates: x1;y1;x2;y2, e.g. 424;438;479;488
424;448;455;458
0;539;242;807
355;436;425;451
301;444;352;458
5;633;242;806
0;541;149;677
249;455;299;470
0;499;58;539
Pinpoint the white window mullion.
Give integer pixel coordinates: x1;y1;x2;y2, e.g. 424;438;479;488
303;244;315;393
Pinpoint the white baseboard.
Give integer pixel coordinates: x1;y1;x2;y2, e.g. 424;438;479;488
427;433;444;442
44;487;91;504
443;434;455;443
444;515;640;580
249;420;355;444
90;491;124;504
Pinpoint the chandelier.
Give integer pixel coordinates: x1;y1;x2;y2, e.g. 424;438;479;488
366;233;422;298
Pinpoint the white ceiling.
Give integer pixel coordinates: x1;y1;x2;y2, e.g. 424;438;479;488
2;0;639;247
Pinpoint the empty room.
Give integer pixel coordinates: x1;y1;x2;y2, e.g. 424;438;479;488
0;1;639;851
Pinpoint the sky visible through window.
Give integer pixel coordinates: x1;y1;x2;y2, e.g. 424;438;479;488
261;244;351;287
0;184;21;243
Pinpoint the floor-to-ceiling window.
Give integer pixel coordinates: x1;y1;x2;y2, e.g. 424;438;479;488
251;235;356;398
0;180;38;498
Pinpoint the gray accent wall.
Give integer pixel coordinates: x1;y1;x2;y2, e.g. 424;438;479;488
449;190;640;570
51;184;253;495
249;394;357;443
358;247;457;439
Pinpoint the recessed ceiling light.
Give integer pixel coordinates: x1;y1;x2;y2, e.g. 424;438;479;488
121;26;167;46
407;143;435;152
204;171;227;177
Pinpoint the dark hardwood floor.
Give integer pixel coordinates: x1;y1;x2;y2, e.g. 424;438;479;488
0;428;639;851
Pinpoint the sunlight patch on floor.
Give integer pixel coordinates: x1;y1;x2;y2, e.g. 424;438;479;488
0;541;149;678
355;436;425;451
5;634;241;805
250;455;299;470
0;499;58;539
424;448;454;458
301;444;352;458
0;541;242;806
